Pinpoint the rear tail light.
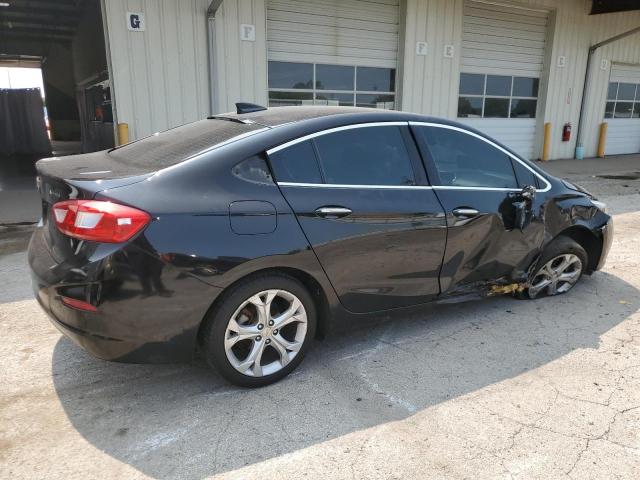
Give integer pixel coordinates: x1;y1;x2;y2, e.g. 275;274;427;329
61;296;98;312
52;200;151;243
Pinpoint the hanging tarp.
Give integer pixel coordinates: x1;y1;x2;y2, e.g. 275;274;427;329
0;88;51;156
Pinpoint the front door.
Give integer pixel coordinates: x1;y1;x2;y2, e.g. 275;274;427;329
411;122;546;293
267;123;447;313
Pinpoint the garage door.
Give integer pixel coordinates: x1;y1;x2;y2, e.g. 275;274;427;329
604;64;640;155
457;0;550;159
266;0;399;109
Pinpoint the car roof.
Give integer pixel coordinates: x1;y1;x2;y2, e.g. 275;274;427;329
215;105;455;127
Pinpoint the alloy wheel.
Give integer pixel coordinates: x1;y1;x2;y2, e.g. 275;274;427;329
528;253;583;298
224;289;308;377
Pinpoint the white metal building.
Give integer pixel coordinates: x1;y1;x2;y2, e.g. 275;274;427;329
100;0;640;160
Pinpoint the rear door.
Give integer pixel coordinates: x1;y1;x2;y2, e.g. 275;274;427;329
267;123;447;313
410;122;547;293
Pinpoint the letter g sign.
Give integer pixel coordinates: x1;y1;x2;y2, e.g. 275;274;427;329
126;12;146;31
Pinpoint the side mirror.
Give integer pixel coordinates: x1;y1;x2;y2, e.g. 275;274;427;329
520;185;536;201
512;185;536;231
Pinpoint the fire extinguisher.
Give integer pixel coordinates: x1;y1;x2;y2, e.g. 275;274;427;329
562;122;572;142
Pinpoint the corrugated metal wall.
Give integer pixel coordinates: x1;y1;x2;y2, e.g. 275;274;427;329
402;0;640;159
212;0;268;114
400;0;463;118
102;0;210;140
580;8;640;157
102;0;640;157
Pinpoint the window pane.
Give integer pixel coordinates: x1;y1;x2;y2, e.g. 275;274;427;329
510;99;537;118
604;102;615;118
315;64;354;90
356;67;395;92
617;83;636;101
512;159;538;188
268;61;313;89
632;103;640;118
484;98;510;118
268;140;322;183
417;127;517;188
459;73;484;95
607;82;618;100
486;75;511;96
614;102;634;118
268;91;313;107
457;97;483;117
512;77;539;97
314;126;415;186
356;93;395;109
315;92;354;106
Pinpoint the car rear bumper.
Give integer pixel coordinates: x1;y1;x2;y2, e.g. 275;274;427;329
28;228;223;363
31;269;209;363
596;217;614;271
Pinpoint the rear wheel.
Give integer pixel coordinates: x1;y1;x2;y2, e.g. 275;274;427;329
201;274;316;387
524;236;588;299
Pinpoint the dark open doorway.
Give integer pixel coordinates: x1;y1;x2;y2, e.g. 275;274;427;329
0;0;113;225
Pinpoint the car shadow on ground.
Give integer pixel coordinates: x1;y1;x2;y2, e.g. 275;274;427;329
51;271;639;479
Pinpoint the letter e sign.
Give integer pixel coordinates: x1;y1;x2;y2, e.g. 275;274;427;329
127;12;146;32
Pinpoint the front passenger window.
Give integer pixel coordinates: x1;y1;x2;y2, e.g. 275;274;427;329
417;127;518;188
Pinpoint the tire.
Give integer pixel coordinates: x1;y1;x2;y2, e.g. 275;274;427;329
201;273;317;387
522;236;588;300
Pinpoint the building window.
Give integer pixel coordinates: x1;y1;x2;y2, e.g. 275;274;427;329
605;82;640;119
458;73;539;119
268;61;396;109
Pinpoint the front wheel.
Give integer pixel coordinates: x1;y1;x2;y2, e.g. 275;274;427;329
524;236;588;299
201;274;316;387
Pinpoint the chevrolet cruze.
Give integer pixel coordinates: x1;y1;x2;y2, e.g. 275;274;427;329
29;105;613;386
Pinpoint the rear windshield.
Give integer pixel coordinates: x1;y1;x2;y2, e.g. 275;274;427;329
108;119;264;168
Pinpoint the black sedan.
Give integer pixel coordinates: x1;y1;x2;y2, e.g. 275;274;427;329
29;105;613;387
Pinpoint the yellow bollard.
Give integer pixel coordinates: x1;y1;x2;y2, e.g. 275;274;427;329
117;123;129;146
597;122;608;158
542;122;551;161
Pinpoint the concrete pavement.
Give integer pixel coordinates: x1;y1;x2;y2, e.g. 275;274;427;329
1;171;640;479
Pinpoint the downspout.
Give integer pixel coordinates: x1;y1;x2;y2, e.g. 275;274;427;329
207;0;224;115
575;25;640;159
100;0;119;146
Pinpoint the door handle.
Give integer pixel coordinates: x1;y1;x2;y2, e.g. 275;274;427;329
452;208;479;218
315;206;352;218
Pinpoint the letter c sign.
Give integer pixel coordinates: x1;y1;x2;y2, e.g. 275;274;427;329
126;12;146;32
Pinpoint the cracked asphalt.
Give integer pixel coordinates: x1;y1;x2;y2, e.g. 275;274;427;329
1;174;640;479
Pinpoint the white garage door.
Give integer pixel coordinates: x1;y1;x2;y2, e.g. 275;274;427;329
457;0;550;159
604;64;640;155
266;0;399;109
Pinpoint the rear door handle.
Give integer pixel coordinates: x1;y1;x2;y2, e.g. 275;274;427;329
315;206;353;218
452;208;480;218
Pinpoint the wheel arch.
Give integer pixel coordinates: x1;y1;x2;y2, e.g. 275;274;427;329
196;266;332;349
553;225;602;273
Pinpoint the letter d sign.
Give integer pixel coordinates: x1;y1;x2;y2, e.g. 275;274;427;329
126;12;146;31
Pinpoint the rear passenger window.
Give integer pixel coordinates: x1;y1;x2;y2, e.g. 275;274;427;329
268;140;322;183
417;126;517;188
314;126;416;186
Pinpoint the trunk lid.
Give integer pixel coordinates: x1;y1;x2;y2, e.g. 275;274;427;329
35;153;152;264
